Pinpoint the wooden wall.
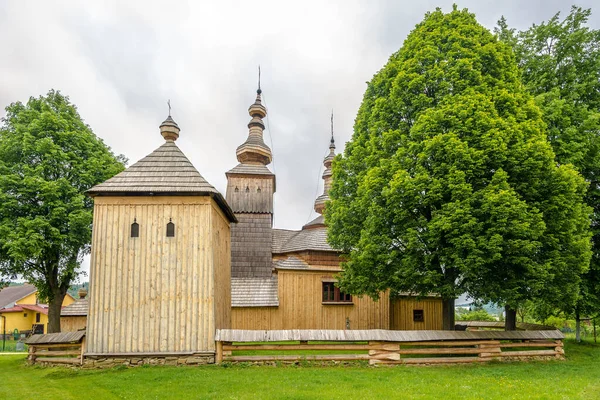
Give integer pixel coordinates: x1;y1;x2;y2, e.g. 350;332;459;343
86;196;230;355
230;213;273;277
211;203;231;330
61;316;87;332
226;175;274;214
389;297;443;330
232;269;390;330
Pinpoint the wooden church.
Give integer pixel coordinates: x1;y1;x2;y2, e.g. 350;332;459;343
82;86;442;363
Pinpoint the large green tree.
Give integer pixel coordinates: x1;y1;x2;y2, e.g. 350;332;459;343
0;90;125;333
325;7;592;330
496;6;600;339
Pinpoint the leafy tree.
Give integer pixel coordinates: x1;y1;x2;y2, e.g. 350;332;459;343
456;308;496;322
497;6;600;340
0;90;125;333
326;7;592;330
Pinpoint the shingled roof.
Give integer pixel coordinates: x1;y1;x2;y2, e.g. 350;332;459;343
87;141;236;222
61;299;88;316
231;277;279;307
272;227;340;254
0;284;37;309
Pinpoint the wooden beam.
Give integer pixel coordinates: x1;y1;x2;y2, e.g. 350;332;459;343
35;357;82;364
493;350;558;357
497;342;558;348
216;341;223;364
370;356;488;365
401;340;501;347
29;343;82;349
398;347;491;355
368;351;400;361
34;350;81;357
223;344;374;351
224;354;370;362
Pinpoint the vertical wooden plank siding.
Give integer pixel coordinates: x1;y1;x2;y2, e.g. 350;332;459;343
212;203;232;331
231;270;390;330
389;297;443;330
60;316;87;332
87;196;229;355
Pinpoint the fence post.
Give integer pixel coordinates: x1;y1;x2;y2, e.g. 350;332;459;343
478;340;501;359
216;341;223;364
28;345;36;365
80;337;86;366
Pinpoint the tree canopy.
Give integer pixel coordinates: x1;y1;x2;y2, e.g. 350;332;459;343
497;6;600;324
325;7;592;329
0;90;125;332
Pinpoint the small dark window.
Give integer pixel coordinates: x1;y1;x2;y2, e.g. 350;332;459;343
36;313;41;323
413;309;424;322
234;186;239;193
23;313;27;318
322;282;352;304
245;186;250;193
131;219;139;237
166;219;175;237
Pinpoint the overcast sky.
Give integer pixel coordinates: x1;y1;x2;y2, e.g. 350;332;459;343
1;1;598;281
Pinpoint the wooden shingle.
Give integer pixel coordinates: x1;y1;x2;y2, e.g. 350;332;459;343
87;141;235;222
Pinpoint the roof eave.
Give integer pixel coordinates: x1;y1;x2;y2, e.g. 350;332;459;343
86;191;237;223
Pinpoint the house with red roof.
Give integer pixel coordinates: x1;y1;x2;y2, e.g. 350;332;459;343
0;284;75;337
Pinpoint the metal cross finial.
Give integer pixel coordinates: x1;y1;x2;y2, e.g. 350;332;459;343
257;65;262;94
331;110;334;138
167;99;171;117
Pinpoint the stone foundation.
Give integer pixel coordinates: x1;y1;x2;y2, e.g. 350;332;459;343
83;354;215;368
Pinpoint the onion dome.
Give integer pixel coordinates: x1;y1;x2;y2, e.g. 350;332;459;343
235;88;272;165
160;115;180;142
314;133;335;214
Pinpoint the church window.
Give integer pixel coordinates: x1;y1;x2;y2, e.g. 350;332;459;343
245;186;250;193
413;309;424;322
131;219;139;237
322;282;352;304
235;186;239;193
257;187;261;193
166;219;175;237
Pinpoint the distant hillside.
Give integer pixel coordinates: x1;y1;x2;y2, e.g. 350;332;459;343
68;283;89;299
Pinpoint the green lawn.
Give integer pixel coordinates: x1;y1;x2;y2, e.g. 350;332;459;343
0;339;598;399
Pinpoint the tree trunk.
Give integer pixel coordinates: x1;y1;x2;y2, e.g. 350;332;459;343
442;297;455;330
575;309;581;343
505;306;517;331
47;291;66;333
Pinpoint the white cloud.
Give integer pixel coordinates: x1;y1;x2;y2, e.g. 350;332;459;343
1;0;598;278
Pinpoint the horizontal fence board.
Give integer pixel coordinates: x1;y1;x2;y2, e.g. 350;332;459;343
224;343;400;351
35;357;81;364
398;347;495;355
371;357;487;365
34;350;81;357
401;340;501;347
225;354;370;362
30;343;83;349
497;342;560;348
493;350;558;357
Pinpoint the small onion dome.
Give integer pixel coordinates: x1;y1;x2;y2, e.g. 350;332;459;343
314;134;336;215
160;115;180;141
78;287;88;299
236;89;272;165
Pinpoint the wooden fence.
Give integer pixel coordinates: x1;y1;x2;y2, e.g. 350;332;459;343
25;330;85;366
215;328;565;365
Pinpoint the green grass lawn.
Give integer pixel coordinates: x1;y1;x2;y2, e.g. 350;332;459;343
0;339;598;400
